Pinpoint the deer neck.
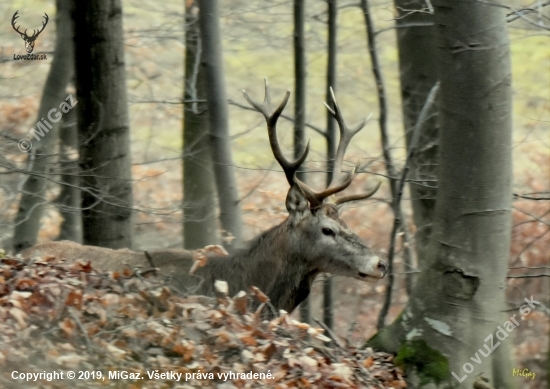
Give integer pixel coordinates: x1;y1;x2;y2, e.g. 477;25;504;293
240;221;318;312
202;220;318;312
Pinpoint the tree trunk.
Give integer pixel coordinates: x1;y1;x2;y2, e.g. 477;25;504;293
323;0;337;330
12;0;74;252
293;0;311;325
73;0;134;249
197;0;243;251
368;2;515;387
293;0;307;179
56;107;82;242
394;0;438;272
183;1;219;249
361;0;415;326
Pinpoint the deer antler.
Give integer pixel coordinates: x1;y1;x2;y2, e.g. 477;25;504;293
11;11;25;38
11;11;48;40
243;78;310;186
244;81;379;208
334;180;381;206
30;13;49;39
324;87;366;188
295;87;379;207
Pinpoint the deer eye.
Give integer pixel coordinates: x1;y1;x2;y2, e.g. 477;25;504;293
321;227;335;236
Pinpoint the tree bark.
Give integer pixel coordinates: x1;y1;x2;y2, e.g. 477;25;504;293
368;1;515;387
56;107;82;242
323;0;338;330
12;0;74;252
361;0;415;326
197;0;243;251
183;2;219;249
293;0;311;325
293;0;307;180
73;0;134;249
394;0;438;273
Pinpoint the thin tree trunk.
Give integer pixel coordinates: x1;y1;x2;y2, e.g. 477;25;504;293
293;0;307;177
361;0;395;188
183;1;219;249
323;0;338;330
12;0;74;252
394;0;438;283
293;0;311;325
197;0;243;251
56;107;82;242
361;0;415;326
73;0;134;249
368;1;515;386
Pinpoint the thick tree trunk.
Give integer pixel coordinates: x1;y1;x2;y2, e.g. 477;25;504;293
73;0;134;249
183;2;219;249
197;0;243;251
368;2;515;387
12;0;74;252
394;0;438;271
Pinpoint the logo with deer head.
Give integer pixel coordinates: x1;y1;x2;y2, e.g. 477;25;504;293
11;11;49;54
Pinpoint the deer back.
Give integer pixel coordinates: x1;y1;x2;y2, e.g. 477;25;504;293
19;241;202;290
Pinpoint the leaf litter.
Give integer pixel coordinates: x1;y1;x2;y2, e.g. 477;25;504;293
0;253;406;388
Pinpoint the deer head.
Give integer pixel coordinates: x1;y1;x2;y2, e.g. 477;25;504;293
12;11;49;54
243;79;386;287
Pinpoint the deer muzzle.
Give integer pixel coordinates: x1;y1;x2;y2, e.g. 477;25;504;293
357;256;387;280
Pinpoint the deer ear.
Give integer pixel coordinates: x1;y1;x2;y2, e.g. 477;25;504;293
285;185;309;219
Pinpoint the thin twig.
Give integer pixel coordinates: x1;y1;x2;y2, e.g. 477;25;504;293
144;251;157;268
68;307;93;353
512;227;550;262
514;193;550;201
507;274;550;278
361;0;417;306
512;206;550;227
346;321;358;347
377;83;440;329
305;343;338;362
239;159;277;202
313;317;344;349
136;268;161;279
228;99;326;137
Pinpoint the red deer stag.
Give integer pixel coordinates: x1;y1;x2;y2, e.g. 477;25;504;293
20;80;386;313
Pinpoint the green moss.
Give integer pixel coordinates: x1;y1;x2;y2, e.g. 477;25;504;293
365;311;407;353
366;330;382;349
395;339;449;386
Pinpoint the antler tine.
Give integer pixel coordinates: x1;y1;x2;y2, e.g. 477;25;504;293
290;89;372;208
324;87;366;188
243;78;310;186
334;180;381;206
32;13;48;38
294;173;354;209
11;11;24;37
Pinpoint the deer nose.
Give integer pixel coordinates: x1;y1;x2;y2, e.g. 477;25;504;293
377;260;387;277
